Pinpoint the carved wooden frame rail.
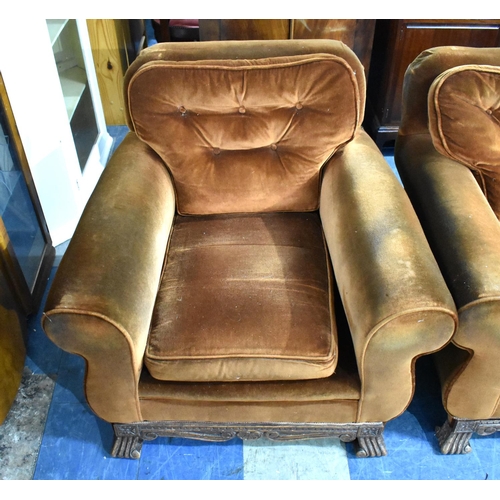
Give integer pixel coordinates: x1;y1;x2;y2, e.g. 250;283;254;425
112;421;387;459
436;417;500;454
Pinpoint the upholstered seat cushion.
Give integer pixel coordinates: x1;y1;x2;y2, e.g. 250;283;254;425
428;64;500;217
145;212;337;382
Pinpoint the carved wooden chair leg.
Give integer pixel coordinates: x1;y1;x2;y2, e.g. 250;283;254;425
436;417;500;454
111;433;144;459
436;418;473;454
354;423;387;458
111;424;144;460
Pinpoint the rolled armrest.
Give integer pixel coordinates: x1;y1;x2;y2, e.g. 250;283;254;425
42;133;176;422
320;130;457;422
396;134;500;313
396;134;500;418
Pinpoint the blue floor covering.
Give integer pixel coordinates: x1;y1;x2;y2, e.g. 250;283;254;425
7;128;500;485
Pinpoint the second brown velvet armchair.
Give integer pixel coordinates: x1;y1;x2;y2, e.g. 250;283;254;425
395;46;500;454
42;40;457;460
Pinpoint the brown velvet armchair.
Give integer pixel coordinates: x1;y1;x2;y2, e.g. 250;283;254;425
395;46;500;454
42;40;457;459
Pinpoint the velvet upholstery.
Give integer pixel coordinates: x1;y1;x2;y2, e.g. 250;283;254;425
320;129;456;422
428;65;500;218
42;40;457;448
123;40;367;125
139;333;361;423
395;46;500;420
43;133;176;422
147;212;336;382
127;53;360;214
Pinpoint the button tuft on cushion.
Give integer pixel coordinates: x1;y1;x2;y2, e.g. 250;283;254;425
271;143;278;151
213;147;221;155
128;54;361;215
179;105;187;114
296;102;303;110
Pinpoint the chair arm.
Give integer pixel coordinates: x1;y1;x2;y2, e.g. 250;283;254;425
320;130;457;423
396;134;500;314
396;134;500;418
42;133;176;423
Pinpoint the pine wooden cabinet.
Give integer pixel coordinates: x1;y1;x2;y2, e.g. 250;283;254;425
87;20;146;125
365;19;500;148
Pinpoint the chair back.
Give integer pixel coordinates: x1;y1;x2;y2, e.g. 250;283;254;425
125;40;365;215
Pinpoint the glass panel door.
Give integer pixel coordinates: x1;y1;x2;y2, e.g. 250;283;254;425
0;74;55;312
0;116;46;292
0;72;55;423
47;19;99;172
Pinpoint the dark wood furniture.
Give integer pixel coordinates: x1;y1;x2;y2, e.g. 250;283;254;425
198;20;376;76
366;19;500;148
153;20;200;42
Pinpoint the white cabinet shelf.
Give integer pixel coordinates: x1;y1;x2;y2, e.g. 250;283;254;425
49;20;89;123
47;19;69;45
59;66;86;120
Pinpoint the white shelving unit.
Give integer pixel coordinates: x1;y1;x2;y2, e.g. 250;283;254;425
47;19;68;44
59;66;87;120
0;18;112;246
48;20;88;121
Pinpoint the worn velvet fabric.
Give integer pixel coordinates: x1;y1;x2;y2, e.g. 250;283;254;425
43;133;176;422
395;46;500;420
123;40;367;127
127;53;361;214
139;351;361;423
147;212;336;382
41;40;457;427
398;46;500;137
320;130;457;422
428;65;500;218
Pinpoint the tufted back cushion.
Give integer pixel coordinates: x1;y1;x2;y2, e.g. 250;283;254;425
126;48;362;215
428;65;500;218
